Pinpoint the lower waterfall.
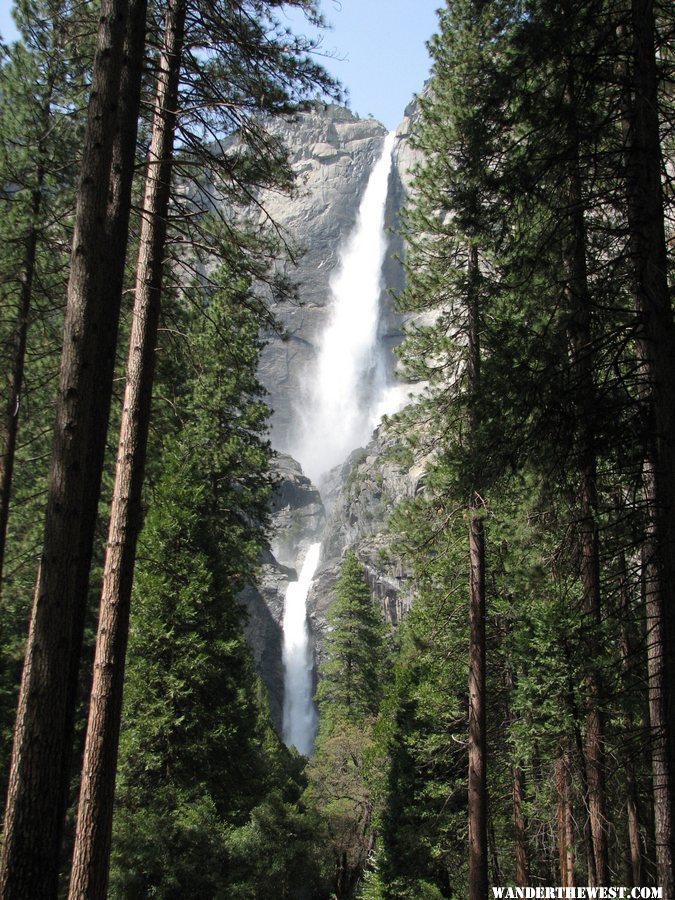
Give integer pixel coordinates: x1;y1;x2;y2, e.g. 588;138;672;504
281;542;321;755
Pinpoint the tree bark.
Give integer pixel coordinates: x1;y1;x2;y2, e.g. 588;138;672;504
467;245;488;900
68;1;184;896
617;551;644;887
513;766;529;885
0;2;146;896
622;2;675;894
556;750;576;888
504;643;529;887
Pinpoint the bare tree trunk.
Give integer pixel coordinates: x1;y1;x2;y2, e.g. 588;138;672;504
565;657;598;887
488;805;502;886
513;764;529;887
622;3;675;894
68;2;184;896
643;525;674;897
0;2;146;896
467;245;488;900
556;750;576;888
618;551;644;887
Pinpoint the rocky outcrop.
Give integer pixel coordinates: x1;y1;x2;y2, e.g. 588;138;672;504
308;419;431;663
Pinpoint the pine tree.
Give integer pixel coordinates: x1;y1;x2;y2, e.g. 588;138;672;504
309;550;389;898
621;2;675;890
0;0;92;800
0;2;147;894
105;270;318;897
385;0;674;888
69;1;339;890
316;551;388;725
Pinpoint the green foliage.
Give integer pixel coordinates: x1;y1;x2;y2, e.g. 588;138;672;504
0;0;94;802
375;0;669;890
316;551;389;728
109;272;321;897
307;552;392;898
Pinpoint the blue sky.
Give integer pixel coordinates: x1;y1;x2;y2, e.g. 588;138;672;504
282;1;441;129
0;1;441;130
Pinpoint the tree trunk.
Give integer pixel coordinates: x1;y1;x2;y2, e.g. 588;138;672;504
622;2;675;894
0;47;61;592
68;1;184;896
504;644;529;887
565;655;597;887
467;245;488;900
0;180;42;590
513;764;529;886
556;750;576;888
0;2;145;896
618;551;644;887
561;55;608;883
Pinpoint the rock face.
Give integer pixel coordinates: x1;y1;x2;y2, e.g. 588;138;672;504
241;425;427;725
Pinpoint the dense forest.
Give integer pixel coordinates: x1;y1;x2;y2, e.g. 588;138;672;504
0;0;673;898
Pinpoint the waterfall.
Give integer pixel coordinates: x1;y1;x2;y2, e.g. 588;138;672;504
292;131;397;485
281;132;397;756
282;542;321;755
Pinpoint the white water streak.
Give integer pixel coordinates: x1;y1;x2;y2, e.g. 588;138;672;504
293;132;396;483
282;542;321;755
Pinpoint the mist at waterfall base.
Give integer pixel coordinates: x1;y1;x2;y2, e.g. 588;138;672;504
290;131;401;486
281;132;405;757
281;543;321;755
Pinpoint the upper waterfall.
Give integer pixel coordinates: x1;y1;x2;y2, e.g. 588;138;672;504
291;131;397;484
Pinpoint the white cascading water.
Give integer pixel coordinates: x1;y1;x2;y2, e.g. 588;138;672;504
292;131;397;486
282;132;398;756
282;542;321;755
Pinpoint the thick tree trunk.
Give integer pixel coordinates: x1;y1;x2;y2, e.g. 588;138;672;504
467;245;488;900
68;2;184;896
0;2;145;896
622;2;675;894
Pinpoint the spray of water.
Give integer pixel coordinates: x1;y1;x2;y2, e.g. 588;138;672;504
282;542;321;755
292;132;396;484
